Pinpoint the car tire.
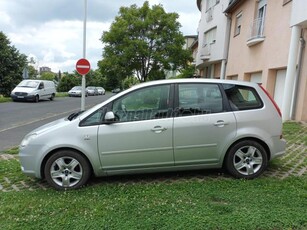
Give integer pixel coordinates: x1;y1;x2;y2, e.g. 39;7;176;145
50;93;55;101
225;140;268;179
34;95;39;103
44;150;91;190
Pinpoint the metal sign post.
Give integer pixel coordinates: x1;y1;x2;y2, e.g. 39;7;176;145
81;0;88;111
76;58;90;110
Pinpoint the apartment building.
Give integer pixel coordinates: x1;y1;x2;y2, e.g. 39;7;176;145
39;66;52;74
196;0;231;79
196;0;307;121
224;0;306;121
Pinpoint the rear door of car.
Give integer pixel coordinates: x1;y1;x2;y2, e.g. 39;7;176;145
173;83;237;166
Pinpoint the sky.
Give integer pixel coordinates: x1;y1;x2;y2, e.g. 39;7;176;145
0;0;200;73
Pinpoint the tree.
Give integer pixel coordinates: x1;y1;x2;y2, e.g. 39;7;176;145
98;58;124;90
28;65;38;79
175;65;196;79
0;31;27;96
26;57;38;79
100;1;192;83
122;76;140;90
40;72;55;81
57;72;81;92
82;69;106;87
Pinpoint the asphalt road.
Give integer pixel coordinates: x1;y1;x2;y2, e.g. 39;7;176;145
0;94;112;152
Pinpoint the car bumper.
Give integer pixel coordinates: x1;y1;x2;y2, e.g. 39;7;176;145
270;137;287;160
11;94;36;101
19;144;47;179
68;93;81;97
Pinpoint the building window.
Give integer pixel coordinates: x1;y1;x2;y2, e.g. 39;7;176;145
283;0;292;5
206;0;219;11
227;75;238;81
234;12;242;36
248;0;266;42
203;27;217;47
256;0;267;36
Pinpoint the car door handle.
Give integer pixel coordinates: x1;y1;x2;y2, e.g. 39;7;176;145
151;126;167;133
214;120;229;127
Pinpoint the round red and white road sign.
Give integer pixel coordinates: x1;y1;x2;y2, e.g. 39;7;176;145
76;58;91;75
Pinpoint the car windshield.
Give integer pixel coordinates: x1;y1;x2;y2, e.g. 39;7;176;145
18;81;39;88
72;87;81;90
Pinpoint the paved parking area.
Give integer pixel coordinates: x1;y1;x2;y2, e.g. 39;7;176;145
1;123;306;192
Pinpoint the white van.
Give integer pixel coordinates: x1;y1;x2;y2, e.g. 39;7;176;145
11;80;56;102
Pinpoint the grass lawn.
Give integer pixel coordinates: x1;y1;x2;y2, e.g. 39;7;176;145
0;96;12;103
0;122;306;229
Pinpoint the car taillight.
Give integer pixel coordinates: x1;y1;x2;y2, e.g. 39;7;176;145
259;84;282;117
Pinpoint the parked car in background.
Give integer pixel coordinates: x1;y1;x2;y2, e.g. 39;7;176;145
112;88;121;94
68;86;87;97
19;79;286;190
86;86;98;96
96;87;106;95
11;80;56;103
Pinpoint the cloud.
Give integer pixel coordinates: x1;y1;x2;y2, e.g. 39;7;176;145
0;0;200;73
0;11;11;25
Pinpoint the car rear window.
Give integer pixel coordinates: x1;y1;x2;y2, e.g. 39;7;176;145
223;84;263;111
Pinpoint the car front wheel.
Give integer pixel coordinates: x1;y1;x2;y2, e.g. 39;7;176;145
44;150;91;190
34;95;39;103
225;140;268;179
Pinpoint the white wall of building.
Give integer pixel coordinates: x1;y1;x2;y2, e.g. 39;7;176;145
290;0;307;27
196;0;230;69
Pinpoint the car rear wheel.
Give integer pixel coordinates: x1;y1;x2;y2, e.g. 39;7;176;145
49;93;55;101
44;150;91;190
225;140;268;179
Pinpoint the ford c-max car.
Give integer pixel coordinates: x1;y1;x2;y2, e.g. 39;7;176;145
19;79;286;190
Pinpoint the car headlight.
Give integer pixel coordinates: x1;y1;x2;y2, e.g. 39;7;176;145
20;133;38;148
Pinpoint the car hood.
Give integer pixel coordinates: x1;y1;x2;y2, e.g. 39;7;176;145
12;87;37;93
30;117;70;136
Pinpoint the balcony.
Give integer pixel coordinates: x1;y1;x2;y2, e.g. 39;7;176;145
200;44;211;60
247;18;265;46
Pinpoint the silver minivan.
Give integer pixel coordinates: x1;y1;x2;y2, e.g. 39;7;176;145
19;79;286;190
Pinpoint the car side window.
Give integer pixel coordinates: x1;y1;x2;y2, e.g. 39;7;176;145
111;84;171;122
79;107;107;126
39;82;44;89
223;84;263;110
178;83;223;116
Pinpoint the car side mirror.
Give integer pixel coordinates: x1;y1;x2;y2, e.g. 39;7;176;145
104;111;116;124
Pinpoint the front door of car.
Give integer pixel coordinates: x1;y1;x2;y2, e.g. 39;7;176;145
173;83;236;165
98;84;174;172
38;82;46;99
